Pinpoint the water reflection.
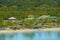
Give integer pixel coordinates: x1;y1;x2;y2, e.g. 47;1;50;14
22;32;35;40
0;31;60;40
0;33;18;40
56;31;60;40
57;31;60;37
0;33;6;40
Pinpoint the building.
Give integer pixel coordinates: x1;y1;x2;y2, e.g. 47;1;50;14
8;17;16;20
38;15;50;19
24;14;34;20
7;17;17;22
28;14;34;18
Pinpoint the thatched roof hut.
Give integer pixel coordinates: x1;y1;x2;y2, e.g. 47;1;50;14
8;17;16;20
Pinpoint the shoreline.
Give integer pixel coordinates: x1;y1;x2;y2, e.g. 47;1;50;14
0;28;60;33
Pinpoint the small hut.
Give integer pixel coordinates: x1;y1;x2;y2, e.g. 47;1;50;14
8;17;16;20
8;17;16;22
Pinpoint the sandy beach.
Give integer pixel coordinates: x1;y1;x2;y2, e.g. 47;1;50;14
0;28;60;33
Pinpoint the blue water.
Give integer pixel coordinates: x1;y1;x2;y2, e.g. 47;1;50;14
0;30;60;40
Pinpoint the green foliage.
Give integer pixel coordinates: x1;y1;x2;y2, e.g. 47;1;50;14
38;19;45;24
0;0;60;26
1;20;18;29
57;17;60;24
45;18;53;23
22;19;36;28
0;18;4;28
7;20;15;26
0;0;60;20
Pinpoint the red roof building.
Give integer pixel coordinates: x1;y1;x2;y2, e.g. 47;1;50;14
28;14;34;18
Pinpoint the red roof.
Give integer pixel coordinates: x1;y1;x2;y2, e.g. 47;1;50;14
28;13;33;15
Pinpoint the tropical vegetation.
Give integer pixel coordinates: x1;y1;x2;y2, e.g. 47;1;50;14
0;0;60;29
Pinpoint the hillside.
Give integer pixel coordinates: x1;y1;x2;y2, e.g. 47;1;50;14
0;0;60;20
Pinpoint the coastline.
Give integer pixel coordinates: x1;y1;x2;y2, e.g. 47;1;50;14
0;28;60;33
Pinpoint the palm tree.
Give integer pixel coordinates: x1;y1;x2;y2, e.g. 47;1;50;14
22;19;36;28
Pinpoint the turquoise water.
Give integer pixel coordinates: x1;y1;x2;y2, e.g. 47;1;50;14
0;30;60;40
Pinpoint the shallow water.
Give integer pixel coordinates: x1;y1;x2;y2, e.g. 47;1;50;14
0;30;60;40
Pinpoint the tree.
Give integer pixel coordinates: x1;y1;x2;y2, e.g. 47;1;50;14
22;19;36;28
57;17;60;24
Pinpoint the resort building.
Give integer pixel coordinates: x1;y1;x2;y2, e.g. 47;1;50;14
38;15;50;19
8;17;16;20
28;14;34;18
24;14;35;20
8;17;17;22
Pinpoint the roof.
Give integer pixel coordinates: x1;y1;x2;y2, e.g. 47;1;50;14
38;15;50;19
8;17;16;20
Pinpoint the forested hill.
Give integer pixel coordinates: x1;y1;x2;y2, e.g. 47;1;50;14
0;0;60;7
0;0;60;20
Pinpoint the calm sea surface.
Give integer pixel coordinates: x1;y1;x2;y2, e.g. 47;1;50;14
0;30;60;40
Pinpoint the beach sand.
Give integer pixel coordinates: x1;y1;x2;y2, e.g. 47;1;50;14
0;28;60;33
